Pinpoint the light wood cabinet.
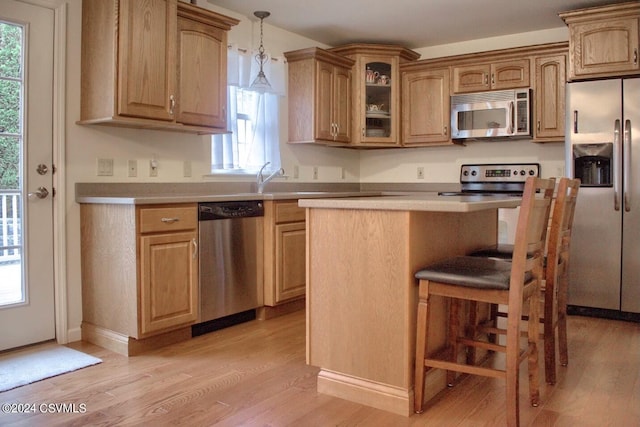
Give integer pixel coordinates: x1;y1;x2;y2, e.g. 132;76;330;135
285;47;355;144
80;0;237;134
176;8;228;128
263;201;306;306
452;59;530;93
401;67;452;146
534;53;567;142
560;2;639;80
81;203;198;356
328;44;420;147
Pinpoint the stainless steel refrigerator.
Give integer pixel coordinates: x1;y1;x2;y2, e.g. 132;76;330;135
565;78;640;320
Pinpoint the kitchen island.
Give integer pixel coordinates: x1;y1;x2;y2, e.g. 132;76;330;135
299;193;521;416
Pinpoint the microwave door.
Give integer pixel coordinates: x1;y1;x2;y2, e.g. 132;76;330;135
453;100;510;138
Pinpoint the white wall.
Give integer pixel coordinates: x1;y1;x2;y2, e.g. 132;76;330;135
63;0;570;339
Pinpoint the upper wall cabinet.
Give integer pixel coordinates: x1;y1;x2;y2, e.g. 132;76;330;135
328;44;420;148
534;53;567;142
285;47;355;145
400;67;452;146
560;2;640;80
452;59;530;93
79;0;238;134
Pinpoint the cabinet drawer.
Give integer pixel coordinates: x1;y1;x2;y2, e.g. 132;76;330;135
275;202;305;223
139;205;197;233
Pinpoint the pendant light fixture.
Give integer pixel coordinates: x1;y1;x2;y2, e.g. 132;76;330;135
250;11;272;92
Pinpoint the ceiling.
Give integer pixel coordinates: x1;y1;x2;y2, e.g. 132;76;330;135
206;0;630;49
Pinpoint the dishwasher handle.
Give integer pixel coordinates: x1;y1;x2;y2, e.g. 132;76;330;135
199;201;264;220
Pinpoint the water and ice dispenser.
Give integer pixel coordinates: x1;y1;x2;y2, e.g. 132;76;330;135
572;143;612;187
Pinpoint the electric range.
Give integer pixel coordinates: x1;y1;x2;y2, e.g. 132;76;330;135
439;163;541;196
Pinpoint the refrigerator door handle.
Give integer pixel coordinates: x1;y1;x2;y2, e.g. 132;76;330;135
624;119;632;212
614;119;621;211
573;110;579;133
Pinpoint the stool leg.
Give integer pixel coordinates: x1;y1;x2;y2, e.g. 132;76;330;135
505;307;521;427
557;260;569;367
466;301;478;365
414;280;431;414
543;276;557;385
447;298;460;387
528;285;541;408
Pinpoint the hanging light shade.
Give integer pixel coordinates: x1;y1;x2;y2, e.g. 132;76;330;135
250;11;272;92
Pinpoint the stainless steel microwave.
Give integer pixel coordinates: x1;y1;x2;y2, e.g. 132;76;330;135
451;88;531;139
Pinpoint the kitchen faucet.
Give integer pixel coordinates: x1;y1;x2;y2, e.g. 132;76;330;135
257;162;284;194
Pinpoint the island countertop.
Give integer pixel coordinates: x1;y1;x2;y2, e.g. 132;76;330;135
299;193;522;212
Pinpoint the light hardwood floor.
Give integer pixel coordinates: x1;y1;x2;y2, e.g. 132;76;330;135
1;311;638;426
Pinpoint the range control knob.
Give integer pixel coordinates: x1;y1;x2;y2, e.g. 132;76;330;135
471;170;477;176
520;170;526;176
529;169;536;176
463;170;469;176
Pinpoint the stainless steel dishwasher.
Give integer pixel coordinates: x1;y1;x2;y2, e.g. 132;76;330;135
196;200;263;332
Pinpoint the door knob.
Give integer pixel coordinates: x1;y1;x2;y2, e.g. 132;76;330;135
28;187;49;199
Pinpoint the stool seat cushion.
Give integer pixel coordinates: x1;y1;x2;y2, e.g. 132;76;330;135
415;256;532;290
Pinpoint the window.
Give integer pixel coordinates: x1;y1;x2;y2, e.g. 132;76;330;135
211;45;285;174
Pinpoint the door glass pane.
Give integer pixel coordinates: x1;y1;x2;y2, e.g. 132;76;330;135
365;61;391;138
0;21;24;307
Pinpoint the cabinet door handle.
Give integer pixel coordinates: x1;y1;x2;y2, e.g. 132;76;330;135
484;73;489;85
443;125;448;135
192;238;198;260
491;73;495;85
634;48;638;65
161;217;180;224
537;121;541;132
169;95;175;115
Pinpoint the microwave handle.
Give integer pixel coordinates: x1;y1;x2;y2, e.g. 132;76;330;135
507;101;514;134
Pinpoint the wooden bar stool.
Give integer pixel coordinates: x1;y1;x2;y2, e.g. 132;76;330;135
469;177;580;384
413;177;555;427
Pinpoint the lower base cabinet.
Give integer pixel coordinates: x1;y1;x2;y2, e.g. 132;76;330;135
80;203;198;356
263;201;307;308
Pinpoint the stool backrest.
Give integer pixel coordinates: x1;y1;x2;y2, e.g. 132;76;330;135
510;177;555;304
548;178;581;277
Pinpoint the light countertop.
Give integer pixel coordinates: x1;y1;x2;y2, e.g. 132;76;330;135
76;191;376;205
298;193;522;212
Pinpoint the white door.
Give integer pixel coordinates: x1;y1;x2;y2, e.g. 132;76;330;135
0;0;55;350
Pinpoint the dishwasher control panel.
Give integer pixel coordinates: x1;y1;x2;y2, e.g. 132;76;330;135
199;201;264;220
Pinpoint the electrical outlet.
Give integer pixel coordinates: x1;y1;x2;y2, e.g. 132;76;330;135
341;167;346;180
97;158;114;176
293;165;299;179
149;159;158;177
183;160;192;178
128;160;137;177
313;166;319;180
417;166;425;179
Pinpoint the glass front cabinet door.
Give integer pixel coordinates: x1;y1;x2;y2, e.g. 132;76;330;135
329;44;420;147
